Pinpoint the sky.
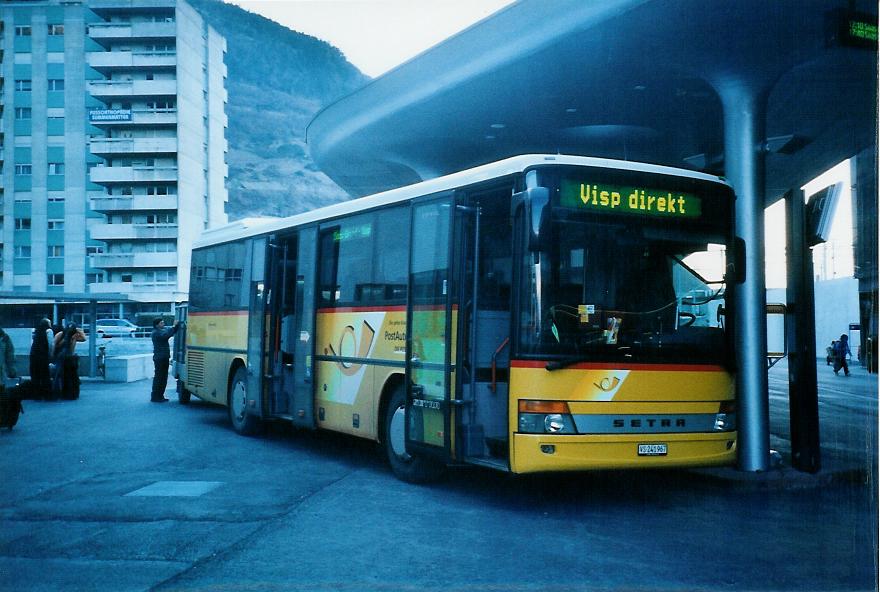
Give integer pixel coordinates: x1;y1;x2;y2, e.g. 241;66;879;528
222;0;515;77
765;160;854;289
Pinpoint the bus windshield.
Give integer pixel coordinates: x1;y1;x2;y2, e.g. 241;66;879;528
518;215;731;365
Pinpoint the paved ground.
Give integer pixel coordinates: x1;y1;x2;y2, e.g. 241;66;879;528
0;361;876;591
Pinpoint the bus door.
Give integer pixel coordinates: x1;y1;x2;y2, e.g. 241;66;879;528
246;237;269;418
455;186;514;468
406;197;455;460
266;230;317;427
268;234;297;416
172;302;188;386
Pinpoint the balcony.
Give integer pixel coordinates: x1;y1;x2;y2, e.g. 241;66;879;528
90;194;178;212
88;50;176;73
88;281;135;294
90;165;178;184
90;223;179;241
89;21;176;44
88;79;176;100
89;0;176;14
89;108;177;127
90;137;177;157
91;251;178;269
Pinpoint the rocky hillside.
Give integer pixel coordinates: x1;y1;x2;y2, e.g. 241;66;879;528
188;0;370;220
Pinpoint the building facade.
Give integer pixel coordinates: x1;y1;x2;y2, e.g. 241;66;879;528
0;0;227;322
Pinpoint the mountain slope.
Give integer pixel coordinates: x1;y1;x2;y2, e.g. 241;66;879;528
187;0;370;220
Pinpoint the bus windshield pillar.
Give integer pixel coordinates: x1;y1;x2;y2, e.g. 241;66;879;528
720;82;771;472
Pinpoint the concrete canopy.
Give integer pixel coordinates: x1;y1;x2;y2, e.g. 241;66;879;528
307;0;877;200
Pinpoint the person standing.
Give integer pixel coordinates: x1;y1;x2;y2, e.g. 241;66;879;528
53;324;86;400
833;333;852;376
0;328;16;383
29;319;53;399
0;327;21;429
151;318;181;403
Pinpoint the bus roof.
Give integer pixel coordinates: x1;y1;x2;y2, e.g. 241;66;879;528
194;154;729;249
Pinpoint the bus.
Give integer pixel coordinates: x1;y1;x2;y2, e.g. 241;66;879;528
176;154;740;482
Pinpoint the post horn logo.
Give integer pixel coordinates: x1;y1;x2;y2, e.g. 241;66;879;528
594;376;621;392
325;320;376;376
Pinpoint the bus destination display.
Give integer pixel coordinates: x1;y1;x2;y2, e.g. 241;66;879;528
560;178;702;219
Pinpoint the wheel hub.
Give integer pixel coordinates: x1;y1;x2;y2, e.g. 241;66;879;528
389;404;409;459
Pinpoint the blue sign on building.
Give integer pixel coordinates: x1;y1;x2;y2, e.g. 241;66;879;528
89;109;132;122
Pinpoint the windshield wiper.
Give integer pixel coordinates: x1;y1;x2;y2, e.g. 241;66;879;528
670;254;725;286
545;355;592;371
545;345;634;370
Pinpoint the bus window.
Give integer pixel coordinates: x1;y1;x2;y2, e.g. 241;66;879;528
519;220;730;364
475;188;513;311
373;206;410;304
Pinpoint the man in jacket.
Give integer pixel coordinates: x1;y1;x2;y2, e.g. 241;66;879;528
151;318;181;403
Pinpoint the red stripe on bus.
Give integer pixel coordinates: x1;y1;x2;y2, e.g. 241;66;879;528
316;304;458;313
317;305;407;313
188;310;249;316
510;360;726;372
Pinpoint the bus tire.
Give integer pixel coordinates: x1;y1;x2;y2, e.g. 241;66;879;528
177;381;191;405
228;366;262;436
384;385;444;483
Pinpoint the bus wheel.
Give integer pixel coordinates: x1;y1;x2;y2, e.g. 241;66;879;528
384;386;443;483
177;381;191;405
228;367;262;436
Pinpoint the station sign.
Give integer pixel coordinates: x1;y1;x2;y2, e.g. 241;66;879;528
827;9;878;49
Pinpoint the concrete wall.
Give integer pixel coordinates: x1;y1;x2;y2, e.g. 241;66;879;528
0;2;93;294
173;0;228;300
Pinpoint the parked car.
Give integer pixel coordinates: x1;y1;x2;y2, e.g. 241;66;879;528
94;319;138;337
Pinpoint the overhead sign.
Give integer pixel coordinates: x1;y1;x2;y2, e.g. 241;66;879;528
559;179;702;219
827;9;878;49
89;109;132;122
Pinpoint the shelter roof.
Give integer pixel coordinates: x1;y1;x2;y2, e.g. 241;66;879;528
308;0;878;201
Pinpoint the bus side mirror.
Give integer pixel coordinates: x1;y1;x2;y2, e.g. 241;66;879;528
514;187;551;252
732;237;746;284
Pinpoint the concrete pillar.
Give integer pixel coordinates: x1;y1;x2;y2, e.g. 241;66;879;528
720;83;771;471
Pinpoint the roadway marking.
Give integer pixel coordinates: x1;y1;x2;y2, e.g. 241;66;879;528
125;481;224;497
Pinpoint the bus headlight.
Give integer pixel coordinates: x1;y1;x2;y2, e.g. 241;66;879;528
714;401;737;431
713;413;736;431
518;400;577;434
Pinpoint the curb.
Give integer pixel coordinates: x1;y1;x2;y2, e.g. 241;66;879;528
685;464;870;491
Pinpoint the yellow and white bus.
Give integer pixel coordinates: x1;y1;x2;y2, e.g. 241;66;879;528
176;155;740;482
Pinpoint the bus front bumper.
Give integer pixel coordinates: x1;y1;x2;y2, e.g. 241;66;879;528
511;432;737;474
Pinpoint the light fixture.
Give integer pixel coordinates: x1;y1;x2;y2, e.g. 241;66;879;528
490;123;505;129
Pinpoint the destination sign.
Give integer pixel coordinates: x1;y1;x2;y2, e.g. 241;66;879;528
333;223;372;242
559;179;702;219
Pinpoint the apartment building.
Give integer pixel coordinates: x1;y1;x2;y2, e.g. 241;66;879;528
0;0;227;321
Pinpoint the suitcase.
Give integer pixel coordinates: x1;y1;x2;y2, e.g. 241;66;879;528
0;377;23;430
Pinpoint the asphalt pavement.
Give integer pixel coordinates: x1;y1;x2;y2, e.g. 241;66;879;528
0;361;876;591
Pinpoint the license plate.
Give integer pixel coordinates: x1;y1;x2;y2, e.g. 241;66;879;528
638;443;668;456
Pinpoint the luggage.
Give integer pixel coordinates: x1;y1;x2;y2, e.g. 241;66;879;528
61;355;80;400
0;377;24;430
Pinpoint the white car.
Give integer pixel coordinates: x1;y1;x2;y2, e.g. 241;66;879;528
94;319;138;337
